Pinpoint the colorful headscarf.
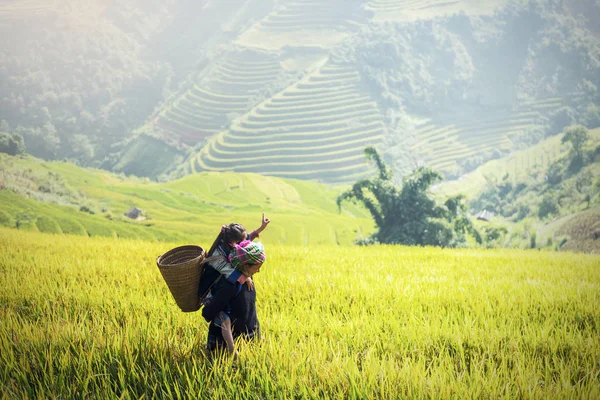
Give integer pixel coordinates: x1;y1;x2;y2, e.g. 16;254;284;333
228;240;266;271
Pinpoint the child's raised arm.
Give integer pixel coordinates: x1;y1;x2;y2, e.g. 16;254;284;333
249;212;270;240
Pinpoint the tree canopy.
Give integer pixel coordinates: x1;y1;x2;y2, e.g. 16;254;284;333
0;132;26;156
562;125;590;171
337;147;480;247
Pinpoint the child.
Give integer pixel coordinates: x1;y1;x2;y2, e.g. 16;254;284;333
210;240;266;356
199;212;270;298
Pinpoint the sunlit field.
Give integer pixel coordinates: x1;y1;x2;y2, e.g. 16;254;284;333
1;228;599;398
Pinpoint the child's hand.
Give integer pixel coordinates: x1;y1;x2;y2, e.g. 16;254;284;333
245;277;254;291
260;212;270;231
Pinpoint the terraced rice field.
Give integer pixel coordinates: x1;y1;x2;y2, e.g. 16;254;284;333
366;0;509;20
367;0;461;12
235;0;369;50
195;62;386;182
153;49;286;144
410;96;581;174
0;0;57;14
256;0;366;32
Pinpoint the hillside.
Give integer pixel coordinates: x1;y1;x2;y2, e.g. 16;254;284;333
439;127;600;196
0;154;373;245
1;0;599;183
150;0;600;182
0;0;276;170
538;207;600;253
437;127;600;253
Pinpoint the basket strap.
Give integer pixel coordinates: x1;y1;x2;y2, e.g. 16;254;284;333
200;275;222;300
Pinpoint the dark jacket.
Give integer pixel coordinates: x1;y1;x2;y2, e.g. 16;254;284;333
203;275;259;342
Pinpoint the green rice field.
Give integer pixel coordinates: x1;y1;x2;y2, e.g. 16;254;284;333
1;228;599;398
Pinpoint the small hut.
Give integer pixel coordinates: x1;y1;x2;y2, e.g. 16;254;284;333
124;207;146;221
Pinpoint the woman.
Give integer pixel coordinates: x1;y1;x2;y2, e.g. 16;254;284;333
201;240;265;356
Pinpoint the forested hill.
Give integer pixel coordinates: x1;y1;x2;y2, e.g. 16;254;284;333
0;0;272;169
1;0;599;183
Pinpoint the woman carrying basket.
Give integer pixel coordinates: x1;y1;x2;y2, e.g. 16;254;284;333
198;214;270;355
202;240;266;357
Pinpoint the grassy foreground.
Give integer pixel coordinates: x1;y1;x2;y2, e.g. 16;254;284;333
1;228;599;399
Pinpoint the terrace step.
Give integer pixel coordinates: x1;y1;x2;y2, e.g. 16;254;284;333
247;103;378;123
227;121;385;141
214;129;384;155
193;59;384;182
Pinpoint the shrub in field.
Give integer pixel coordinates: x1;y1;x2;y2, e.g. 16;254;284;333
14;212;37;231
79;205;95;214
482;225;508;248
529;231;537;249
338;147;480;247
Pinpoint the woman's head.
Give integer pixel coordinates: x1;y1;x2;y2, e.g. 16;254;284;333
229;240;266;276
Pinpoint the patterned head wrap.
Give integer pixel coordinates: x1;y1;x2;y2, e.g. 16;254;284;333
228;240;266;271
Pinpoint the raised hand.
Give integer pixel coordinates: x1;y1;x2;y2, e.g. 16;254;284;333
260;212;270;231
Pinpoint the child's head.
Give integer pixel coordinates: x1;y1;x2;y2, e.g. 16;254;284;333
228;240;266;277
221;223;247;247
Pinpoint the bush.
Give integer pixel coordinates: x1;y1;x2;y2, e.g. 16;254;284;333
483;226;508;248
514;204;531;221
15;212;37;231
538;196;558;219
338;147;479;248
0;209;14;227
79;205;95;214
0;132;26;156
546;161;565;185
354;236;380;246
549;106;577;135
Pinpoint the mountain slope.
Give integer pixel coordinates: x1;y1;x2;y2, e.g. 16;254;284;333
437;127;600;253
195;61;385;182
177;0;600;182
1;0;599;184
0;154;373;245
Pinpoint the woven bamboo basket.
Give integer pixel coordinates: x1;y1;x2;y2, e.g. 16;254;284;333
156;245;206;312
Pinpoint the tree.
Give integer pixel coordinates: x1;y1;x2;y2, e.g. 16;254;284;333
562;125;589;172
0;132;26;155
337;147;479;247
69;134;95;162
538;195;558;219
